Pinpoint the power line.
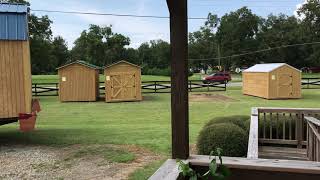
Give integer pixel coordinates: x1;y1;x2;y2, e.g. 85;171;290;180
188;41;320;61
30;9;208;20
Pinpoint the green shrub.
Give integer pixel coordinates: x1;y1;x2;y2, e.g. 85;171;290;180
142;67;194;77
197;123;248;157
206;115;250;131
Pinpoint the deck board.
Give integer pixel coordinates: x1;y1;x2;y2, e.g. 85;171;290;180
259;146;308;161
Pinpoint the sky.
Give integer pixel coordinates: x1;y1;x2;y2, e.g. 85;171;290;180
28;0;306;49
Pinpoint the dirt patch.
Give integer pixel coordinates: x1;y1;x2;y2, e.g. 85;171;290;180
189;94;237;102
0;144;162;180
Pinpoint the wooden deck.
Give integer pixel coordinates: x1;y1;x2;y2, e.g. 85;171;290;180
259;146;308;161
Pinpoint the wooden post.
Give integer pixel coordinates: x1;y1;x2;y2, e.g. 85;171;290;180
167;0;189;159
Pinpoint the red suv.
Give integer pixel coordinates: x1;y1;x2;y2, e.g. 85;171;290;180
202;72;231;84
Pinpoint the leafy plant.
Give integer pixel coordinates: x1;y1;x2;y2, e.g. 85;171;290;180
178;148;231;180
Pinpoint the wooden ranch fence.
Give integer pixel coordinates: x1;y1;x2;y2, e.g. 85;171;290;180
302;78;320;89
32;80;227;97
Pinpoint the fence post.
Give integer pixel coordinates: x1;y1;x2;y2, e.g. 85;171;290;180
308;78;310;89
297;112;304;149
35;84;37;97
225;80;227;91
189;80;192;92
154;81;157;93
56;83;58;95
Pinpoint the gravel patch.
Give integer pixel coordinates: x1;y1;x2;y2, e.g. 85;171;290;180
0;144;162;180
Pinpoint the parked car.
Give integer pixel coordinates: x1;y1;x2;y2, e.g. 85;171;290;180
202;72;232;84
308;67;320;73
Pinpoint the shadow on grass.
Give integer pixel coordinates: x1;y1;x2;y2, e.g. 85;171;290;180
0;128;99;146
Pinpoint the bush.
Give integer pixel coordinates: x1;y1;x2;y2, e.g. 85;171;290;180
142;67;194;77
205;115;250;131
142;67;171;76
197;123;248;157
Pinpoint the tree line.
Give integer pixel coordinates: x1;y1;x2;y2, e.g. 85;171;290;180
7;0;320;75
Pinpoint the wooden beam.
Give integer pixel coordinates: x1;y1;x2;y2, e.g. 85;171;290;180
166;0;189;159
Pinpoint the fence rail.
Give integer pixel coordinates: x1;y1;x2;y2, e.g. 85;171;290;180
257;108;320;148
305;116;320;162
302;78;320;89
32;80;227;97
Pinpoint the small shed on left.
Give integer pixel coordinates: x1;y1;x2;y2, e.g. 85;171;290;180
57;60;101;102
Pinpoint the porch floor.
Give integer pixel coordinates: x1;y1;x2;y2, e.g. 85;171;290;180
259;146;308;161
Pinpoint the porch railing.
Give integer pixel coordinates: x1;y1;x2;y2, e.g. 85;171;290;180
247;107;320;162
305;116;320;161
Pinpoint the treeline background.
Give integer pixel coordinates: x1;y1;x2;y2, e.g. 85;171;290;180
7;0;320;75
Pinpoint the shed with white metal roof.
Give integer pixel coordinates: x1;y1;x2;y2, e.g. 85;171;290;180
243;63;301;99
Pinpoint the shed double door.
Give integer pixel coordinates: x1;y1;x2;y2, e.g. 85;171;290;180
277;73;293;98
107;72;138;102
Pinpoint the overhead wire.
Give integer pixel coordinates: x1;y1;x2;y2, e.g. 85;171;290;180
30;9;208;20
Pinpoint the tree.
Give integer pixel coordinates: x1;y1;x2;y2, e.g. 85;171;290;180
257;14;307;68
4;0;30;5
297;0;320;66
216;7;262;69
189;13;219;73
71;25;130;66
52;36;69;67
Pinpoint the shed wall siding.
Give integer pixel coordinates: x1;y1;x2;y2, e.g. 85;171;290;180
0;40;31;118
268;66;301;99
59;64;99;102
243;72;269;98
105;62;142;102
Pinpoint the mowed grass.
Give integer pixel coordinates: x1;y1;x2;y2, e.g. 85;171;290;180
1;89;320;154
1;89;320;179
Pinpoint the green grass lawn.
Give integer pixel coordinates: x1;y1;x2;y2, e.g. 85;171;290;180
1;89;320;179
1;89;320;152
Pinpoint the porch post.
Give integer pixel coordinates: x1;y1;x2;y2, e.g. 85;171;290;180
166;0;189;159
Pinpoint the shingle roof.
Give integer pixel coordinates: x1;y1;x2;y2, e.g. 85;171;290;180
57;60;101;70
243;63;301;73
104;60;141;69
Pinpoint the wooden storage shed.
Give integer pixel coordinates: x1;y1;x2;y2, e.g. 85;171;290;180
243;63;301;99
104;61;142;102
0;3;32;119
58;61;101;102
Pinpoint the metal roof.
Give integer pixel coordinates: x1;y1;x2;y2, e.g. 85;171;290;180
243;63;301;73
57;60;102;70
0;3;28;41
104;60;141;69
0;3;28;13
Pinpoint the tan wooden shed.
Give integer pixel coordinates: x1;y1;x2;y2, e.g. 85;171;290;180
58;61;101;102
243;63;301;99
104;61;142;102
0;4;32;119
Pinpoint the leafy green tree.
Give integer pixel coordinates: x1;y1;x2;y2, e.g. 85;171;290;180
297;0;320;66
52;36;69;67
257;14;307;67
71;25;130;66
217;7;262;69
189;13;219;73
